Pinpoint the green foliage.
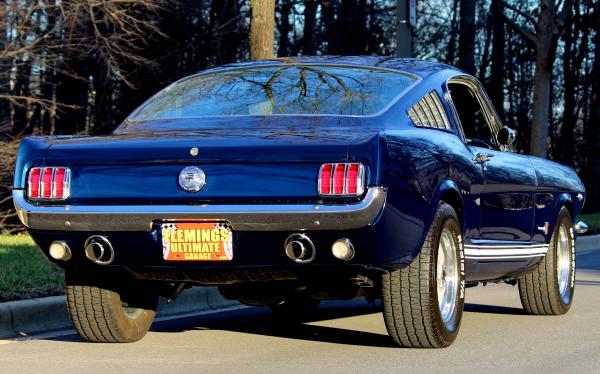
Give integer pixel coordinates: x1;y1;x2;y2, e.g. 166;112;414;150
0;234;64;302
579;212;600;235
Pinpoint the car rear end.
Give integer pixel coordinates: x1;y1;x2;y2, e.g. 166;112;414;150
14;127;392;286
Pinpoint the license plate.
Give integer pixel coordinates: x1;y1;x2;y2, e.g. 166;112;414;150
161;222;233;261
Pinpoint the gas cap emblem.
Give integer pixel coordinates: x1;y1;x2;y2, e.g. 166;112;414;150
178;166;206;192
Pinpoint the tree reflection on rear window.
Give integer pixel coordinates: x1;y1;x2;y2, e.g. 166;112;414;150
130;65;416;120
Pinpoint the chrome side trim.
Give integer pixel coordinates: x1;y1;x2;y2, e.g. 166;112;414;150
464;244;549;260
13;187;387;232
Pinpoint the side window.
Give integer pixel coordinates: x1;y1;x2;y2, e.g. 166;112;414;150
448;83;496;149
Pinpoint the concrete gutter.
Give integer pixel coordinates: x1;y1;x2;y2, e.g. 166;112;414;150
1;234;598;340
0;286;237;339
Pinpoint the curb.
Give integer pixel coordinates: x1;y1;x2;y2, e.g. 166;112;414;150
0;286;238;339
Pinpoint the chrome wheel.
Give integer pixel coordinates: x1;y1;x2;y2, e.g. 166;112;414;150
556;225;572;304
437;227;459;330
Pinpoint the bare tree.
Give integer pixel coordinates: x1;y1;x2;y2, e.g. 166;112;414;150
500;0;573;158
584;4;600;210
488;0;506;123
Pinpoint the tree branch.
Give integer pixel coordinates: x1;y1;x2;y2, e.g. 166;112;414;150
499;4;538;48
498;0;538;31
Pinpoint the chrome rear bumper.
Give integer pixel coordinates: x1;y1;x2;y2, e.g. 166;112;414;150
13;187;387;232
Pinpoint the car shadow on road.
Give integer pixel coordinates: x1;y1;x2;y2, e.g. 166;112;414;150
464;303;525;315
41;299;397;347
150;299;397;348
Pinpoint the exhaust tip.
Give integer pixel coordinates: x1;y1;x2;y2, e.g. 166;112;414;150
49;241;72;261
284;233;316;263
332;238;355;261
84;235;115;265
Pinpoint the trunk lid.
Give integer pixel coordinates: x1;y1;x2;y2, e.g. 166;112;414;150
43;119;380;203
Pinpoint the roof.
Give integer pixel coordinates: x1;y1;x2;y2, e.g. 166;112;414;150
203;56;460;79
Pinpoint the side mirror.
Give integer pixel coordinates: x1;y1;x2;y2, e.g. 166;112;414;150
497;127;516;146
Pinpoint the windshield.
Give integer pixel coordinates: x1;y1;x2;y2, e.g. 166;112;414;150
129;65;416;120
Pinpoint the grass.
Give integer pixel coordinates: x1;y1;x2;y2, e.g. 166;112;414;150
579;212;600;235
0;234;64;302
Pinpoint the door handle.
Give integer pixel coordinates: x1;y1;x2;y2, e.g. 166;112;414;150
473;153;494;164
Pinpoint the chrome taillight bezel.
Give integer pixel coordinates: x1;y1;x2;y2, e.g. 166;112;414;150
318;163;366;197
27;167;71;200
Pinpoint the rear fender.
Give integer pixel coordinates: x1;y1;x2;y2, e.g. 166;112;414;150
13;137;53;189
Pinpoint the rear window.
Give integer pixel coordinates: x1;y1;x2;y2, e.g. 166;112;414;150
129;65;416;120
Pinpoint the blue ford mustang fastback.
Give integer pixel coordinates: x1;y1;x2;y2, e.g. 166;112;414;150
13;56;587;347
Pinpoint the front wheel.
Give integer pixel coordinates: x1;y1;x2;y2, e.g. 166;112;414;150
518;207;575;315
381;203;465;348
65;270;158;343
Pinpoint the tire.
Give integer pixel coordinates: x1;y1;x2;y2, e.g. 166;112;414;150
65;270;158;343
518;207;575;315
381;203;465;348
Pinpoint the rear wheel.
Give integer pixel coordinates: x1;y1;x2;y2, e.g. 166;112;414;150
65;270;158;343
381;203;465;348
518;207;575;315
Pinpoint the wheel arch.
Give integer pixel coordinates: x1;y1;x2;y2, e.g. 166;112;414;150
542;193;575;243
431;180;465;230
555;193;575;223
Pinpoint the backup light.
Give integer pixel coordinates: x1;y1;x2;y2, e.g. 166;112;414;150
318;163;365;196
27;167;71;200
332;238;355;261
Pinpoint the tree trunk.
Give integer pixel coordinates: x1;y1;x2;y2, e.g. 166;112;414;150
395;0;412;57
54;60;89;135
584;6;600;211
210;0;243;64
489;0;505;123
277;0;292;57
249;0;275;60
321;0;338;54
338;0;364;54
11;60;33;137
557;2;576;164
458;0;476;75
0;26;10;138
529;0;558;158
302;0;318;55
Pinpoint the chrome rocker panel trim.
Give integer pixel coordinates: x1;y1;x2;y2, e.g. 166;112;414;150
13;187;387;232
464;243;549;260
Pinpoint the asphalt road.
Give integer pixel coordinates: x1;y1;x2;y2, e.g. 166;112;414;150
1;240;599;374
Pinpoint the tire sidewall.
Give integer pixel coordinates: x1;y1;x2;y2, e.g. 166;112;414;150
110;289;157;342
431;205;465;342
552;208;576;310
65;270;158;343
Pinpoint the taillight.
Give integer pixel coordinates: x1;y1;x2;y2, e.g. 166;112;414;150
28;168;41;198
27;167;71;200
319;164;332;194
318;163;365;196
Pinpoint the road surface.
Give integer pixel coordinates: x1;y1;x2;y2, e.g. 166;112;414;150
1;241;599;374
